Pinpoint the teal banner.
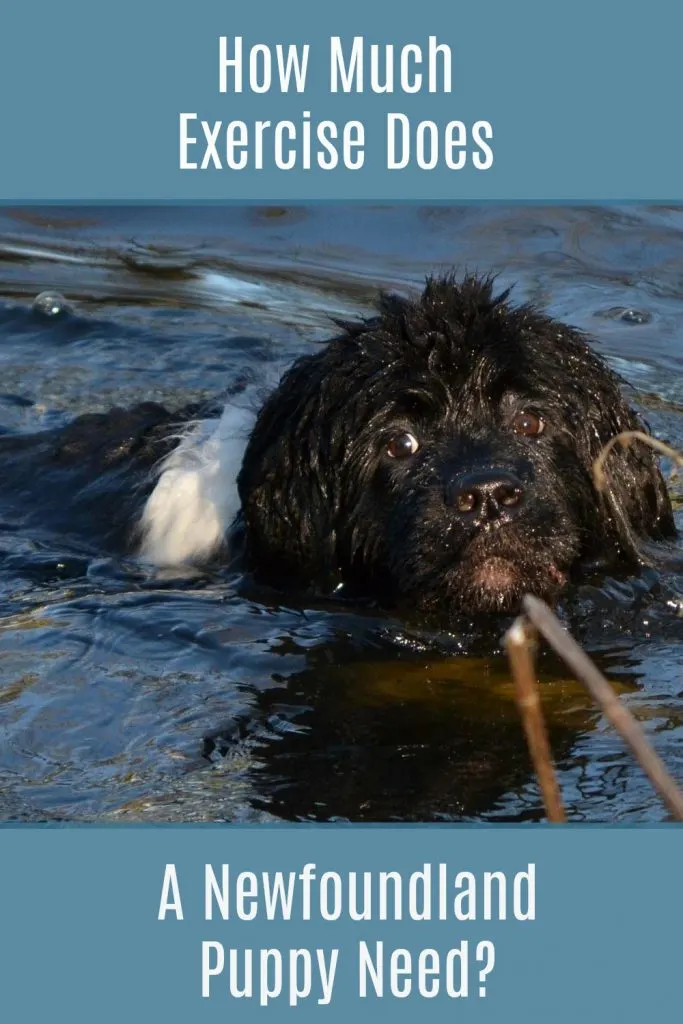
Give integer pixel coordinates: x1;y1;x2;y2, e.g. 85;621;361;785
2;825;680;1020
0;0;681;200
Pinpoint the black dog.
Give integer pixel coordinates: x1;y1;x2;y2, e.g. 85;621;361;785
0;274;676;620
236;274;676;617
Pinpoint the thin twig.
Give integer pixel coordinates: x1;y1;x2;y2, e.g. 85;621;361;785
593;430;683;492
522;594;683;822
505;617;567;822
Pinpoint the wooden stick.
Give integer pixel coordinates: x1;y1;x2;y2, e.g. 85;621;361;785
504;617;567;822
522;594;683;822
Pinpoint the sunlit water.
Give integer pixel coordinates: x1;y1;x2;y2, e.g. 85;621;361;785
1;204;683;823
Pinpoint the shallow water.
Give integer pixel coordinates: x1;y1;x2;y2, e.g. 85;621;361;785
1;203;683;823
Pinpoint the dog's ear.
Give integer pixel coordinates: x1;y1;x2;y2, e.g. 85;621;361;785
576;369;675;560
597;421;675;559
237;348;344;588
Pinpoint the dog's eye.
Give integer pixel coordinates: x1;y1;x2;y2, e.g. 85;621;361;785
512;410;545;437
386;432;420;458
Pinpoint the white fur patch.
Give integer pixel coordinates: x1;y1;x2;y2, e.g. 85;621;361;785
138;398;257;567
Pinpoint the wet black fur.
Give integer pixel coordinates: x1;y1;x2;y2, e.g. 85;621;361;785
238;274;676;618
0;401;195;553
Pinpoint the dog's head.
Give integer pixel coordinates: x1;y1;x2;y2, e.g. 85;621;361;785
238;275;676;618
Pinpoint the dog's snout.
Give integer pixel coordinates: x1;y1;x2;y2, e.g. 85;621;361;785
449;470;525;520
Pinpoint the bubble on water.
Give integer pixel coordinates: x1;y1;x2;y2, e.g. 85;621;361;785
620;309;651;325
32;291;71;318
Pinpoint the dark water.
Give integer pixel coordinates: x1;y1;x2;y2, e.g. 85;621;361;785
1;204;683;823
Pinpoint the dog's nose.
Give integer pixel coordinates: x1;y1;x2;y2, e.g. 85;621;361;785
448;470;525;520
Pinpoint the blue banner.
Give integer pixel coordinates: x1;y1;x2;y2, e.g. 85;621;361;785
3;825;681;1020
0;0;681;200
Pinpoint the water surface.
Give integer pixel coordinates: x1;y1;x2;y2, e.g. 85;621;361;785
1;204;682;823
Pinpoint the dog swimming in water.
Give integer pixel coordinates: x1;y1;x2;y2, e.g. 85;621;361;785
0;274;676;620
